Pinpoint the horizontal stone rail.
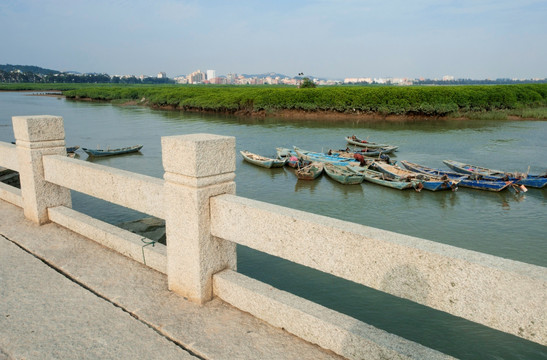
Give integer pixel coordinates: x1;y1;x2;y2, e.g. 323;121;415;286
214;269;453;360
0;181;22;208
210;194;547;345
0;142;22;207
42;155;165;219
48;206;167;274
0;142;19;171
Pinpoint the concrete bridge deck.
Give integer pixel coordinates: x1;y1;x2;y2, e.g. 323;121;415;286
0;199;341;360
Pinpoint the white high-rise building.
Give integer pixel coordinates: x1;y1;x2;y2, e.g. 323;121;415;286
206;70;216;81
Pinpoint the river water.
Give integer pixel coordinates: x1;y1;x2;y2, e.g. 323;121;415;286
1;91;545;359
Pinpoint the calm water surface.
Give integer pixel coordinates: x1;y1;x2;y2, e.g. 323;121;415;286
1;92;545;359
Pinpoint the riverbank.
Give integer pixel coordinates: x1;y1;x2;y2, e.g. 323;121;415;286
2;83;547;120
63;83;547;121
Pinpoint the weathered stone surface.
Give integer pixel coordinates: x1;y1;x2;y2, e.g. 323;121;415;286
0;143;19;172
161;134;236;178
0;199;341;360
13;116;71;224
12;115;65;142
210;194;547;345
214;270;454;360
162;134;238;304
0;222;196;360
48;206;167;274
43;155;164;219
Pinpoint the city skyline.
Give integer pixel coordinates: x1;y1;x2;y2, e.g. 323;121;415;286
1;1;546;80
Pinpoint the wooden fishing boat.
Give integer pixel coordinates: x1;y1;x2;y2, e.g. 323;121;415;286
400;160;514;192
276;148;303;168
324;163;365;185
82;144;143;157
345;135;398;151
240;150;287;168
443;160;546;189
295;162;324;180
330;145;398;156
348;166;419;190
328;149;395;163
372;161;458;191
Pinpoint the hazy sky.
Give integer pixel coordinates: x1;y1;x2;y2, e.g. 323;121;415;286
1;0;546;79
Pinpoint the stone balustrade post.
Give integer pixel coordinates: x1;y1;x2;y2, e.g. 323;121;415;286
162;134;237;304
13;115;72;224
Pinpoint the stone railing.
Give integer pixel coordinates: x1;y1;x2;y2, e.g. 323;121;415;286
0;115;545;359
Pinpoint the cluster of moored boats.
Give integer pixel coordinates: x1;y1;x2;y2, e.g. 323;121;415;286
240;135;547;192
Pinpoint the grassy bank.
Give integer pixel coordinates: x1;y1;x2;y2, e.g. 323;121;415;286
4;83;547;119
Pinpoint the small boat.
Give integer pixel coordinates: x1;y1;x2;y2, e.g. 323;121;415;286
443;160;546;189
329;145;398;156
328;148;396;163
276;147;304;168
295;162;324;180
345;135;398;151
348;166;419;190
82;144;143;157
324;163;365;185
372;161;458;191
400;160;514;192
240;150;287;168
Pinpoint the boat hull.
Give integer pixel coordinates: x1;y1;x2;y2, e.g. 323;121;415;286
295;162;323;180
324;164;364;185
241;151;286;168
345;136;398;151
443;160;547;188
82;145;143;157
372;161;457;191
353;167;417;190
401;160;513;192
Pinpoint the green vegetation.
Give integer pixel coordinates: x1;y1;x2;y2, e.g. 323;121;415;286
4;83;547;119
299;77;317;89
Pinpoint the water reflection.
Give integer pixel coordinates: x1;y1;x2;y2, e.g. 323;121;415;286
294;177;321;193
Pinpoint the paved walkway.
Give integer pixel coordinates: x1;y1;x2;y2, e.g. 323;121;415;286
0;200;341;360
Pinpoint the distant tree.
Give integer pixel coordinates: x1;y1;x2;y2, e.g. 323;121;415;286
299;77;316;88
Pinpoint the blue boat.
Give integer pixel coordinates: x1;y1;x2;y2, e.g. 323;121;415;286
294;148;362;167
66;146;79;153
443;160;547;189
82;144;143;157
400;160;514;192
372;161;459;191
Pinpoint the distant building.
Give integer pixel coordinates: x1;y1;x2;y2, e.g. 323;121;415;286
443;75;455;81
206;70;216;81
157;72;167;79
174;76;188;84
226;73;237;84
188;70;205;84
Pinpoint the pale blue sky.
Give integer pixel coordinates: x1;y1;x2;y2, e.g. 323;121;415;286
1;0;546;79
